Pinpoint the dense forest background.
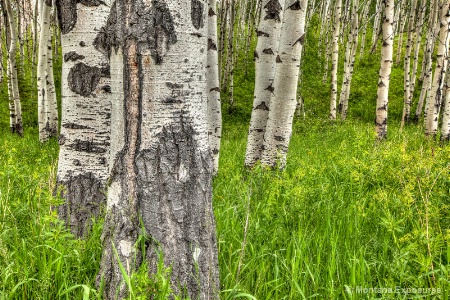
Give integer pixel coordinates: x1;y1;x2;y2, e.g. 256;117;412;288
1;0;450;299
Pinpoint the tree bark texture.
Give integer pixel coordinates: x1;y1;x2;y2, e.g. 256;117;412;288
425;1;450;137
261;0;308;169
56;0;112;237
207;0;222;175
375;0;394;139
245;0;285;167
94;1;220;299
329;0;342;120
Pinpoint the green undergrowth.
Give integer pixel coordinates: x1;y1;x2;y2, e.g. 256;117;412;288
1;119;449;299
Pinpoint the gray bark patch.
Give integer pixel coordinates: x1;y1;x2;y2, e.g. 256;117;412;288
67;139;109;153
56;0;105;34
191;0;204;29
93;1;118;57
57;173;106;237
288;0;301;10
68;62;110;97
264;0;282;22
208;38;217;50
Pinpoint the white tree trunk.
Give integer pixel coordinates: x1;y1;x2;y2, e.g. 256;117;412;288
261;0;308;168
56;0;112;237
425;1;450;137
375;0;394;139
411;0;426;94
94;1;220;298
5;0;23;136
207;0;222;175
245;0;285;167
401;0;418;127
329;0;342;120
440;60;450;140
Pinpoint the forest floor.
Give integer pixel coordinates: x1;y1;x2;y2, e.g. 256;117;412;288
0;118;449;299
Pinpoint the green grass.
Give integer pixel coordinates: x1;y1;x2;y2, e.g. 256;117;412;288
1;120;449;299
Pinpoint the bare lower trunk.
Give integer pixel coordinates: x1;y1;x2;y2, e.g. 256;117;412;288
5;0;23;136
261;0;308;168
329;0;342;120
375;0;394;139
95;1;220;299
56;0;112;237
245;0;285;167
425;1;450;137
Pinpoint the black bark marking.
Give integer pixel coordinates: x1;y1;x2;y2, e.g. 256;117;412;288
165;82;185;103
254;50;259;59
208;38;217;50
263;48;274;55
64;51;85;62
288;0;301;10
265;83;275;93
93;1;118;57
191;0;204;29
256;30;270;37
62;123;92;129
79;0;106;6
276;55;282;63
58;134;67;145
274;135;285;141
68;62;110;97
209;87;220;92
57;173;106;237
101;85;112;93
67;139;108;153
255;101;269;111
79;41;86;47
56;0;77;34
264;0;282;22
208;7;216;17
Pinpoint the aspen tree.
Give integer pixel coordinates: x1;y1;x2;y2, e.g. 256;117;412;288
401;0;418;127
440;61;450;140
245;0;285;167
425;1;450;137
339;0;359;119
359;0;370;58
261;0;308;168
329;0;342;120
411;0;426;94
371;0;382;52
89;0;220;298
395;0;407;66
207;0;222;174
375;0;394;139
55;0;112;237
5;0;23;136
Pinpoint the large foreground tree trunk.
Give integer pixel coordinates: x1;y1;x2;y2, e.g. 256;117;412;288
95;1;220;299
375;0;395;139
245;0;285;167
261;0;308;168
56;0;112;237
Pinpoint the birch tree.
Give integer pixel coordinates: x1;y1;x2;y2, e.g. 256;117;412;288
375;0;394;139
245;0;285;167
90;0;220;298
329;0;342;120
261;0;308;168
55;0;112;237
440;61;450;140
425;1;450;137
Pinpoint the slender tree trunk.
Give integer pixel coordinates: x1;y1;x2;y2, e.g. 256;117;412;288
329;0;342;120
55;0;112;237
375;0;394;139
401;0;418;127
261;0;308;168
5;0;23;136
371;0;382;52
425;1;450;137
440;60;450;140
207;0;222;175
245;0;285;167
411;0;426;94
95;1;220;299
